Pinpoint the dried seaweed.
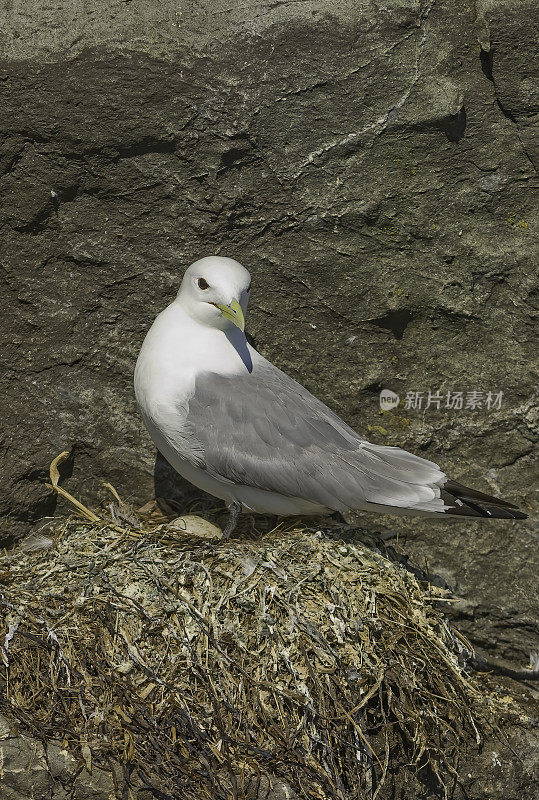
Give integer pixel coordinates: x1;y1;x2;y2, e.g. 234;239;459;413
0;453;499;799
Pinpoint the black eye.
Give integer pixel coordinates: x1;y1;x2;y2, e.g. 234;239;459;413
246;282;251;293
198;277;209;290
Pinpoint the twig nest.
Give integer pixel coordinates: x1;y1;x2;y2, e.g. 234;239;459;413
0;483;501;799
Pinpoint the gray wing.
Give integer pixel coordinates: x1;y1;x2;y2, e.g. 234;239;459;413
183;359;447;512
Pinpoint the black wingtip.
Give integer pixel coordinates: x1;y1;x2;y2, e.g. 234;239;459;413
442;480;527;520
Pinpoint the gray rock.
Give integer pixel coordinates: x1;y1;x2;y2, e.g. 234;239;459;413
455;721;539;800
0;0;536;732
0;737;51;799
46;741;78;782
0;713;17;739
73;767;115;800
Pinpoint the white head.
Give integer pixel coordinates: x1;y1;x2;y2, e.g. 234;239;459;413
176;256;251;332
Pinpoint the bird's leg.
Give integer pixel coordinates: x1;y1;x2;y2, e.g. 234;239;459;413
267;514;279;532
221;500;242;541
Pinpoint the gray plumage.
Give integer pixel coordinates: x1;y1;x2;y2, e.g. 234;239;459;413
183;360;450;514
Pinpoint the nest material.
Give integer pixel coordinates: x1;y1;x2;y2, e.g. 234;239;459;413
0;455;498;799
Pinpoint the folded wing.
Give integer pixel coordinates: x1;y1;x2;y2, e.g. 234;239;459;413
182;359;457;515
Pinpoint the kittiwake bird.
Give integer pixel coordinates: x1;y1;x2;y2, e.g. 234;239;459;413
134;256;527;538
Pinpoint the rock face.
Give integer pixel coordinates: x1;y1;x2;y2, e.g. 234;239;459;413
0;0;537;676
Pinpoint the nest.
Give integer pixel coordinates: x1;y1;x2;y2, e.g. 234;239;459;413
0;454;499;799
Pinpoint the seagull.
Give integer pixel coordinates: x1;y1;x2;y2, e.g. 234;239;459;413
134;256;527;538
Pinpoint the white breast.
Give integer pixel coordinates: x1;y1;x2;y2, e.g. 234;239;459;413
134;301;247;501
135;302;243;417
134;301;329;517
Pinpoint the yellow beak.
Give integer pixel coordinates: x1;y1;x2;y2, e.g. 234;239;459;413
216;298;245;332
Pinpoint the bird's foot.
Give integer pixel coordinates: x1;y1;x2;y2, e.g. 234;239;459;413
221;500;242;541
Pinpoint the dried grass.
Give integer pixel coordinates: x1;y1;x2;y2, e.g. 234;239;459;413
0;454;499;799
